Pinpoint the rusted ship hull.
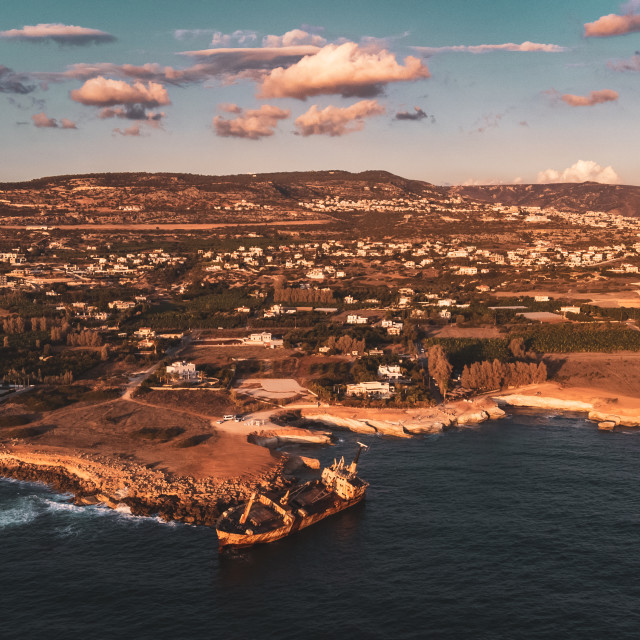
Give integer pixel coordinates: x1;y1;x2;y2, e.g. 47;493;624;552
216;492;366;549
216;444;369;550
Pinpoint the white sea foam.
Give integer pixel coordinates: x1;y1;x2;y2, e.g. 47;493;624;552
0;501;39;529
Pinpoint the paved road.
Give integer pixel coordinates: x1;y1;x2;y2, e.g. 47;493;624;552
121;335;192;400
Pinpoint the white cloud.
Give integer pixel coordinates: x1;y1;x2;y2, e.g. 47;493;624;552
0;23;115;45
294;99;385;136
413;41;567;55
262;29;327;48
260;42;430;99
213;104;290;139
536;160;620;184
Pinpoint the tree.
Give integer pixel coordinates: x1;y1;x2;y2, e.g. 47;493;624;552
427;344;453;400
509;337;526;360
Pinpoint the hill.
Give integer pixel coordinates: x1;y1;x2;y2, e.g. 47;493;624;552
454;182;640;218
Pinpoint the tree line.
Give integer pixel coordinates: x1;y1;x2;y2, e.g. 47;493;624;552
461;360;547;392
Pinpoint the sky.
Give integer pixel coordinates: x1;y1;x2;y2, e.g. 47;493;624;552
1;0;640;185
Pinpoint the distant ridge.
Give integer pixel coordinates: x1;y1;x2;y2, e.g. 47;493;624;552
453;182;640;218
1;170;639;217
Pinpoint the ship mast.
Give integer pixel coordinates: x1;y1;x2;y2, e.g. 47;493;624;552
348;442;369;474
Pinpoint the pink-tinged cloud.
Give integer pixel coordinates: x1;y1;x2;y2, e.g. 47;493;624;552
584;13;640;37
294;100;385;136
0;23;115;45
561;89;619;106
32;48;324;88
179;45;319;59
537;160;620;184
218;103;242;114
413;41;567;55
260;42;430;99
31;112;77;128
113;124;142;137
32;112;58;128
213;104;290;139
70;77;170;107
262;29;327;48
99;105;165;126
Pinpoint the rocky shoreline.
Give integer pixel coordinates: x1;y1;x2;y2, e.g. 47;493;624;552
0;445;288;527
3;386;636;528
291;396;507;438
493;385;640;430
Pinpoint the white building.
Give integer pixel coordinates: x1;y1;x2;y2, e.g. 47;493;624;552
166;361;198;381
248;332;272;343
346;314;368;325
346;381;393;398
378;364;402;380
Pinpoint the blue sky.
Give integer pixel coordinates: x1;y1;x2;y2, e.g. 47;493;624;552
1;0;639;185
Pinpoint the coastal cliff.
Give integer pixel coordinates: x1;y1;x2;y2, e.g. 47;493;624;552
494;383;640;428
0;445;287;526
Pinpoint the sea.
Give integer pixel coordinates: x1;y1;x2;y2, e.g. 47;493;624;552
2;410;640;640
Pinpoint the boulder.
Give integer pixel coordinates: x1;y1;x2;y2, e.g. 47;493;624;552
402;421;445;435
598;421;616;431
455;410;489;426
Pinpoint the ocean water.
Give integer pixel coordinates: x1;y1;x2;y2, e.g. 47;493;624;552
2;411;640;640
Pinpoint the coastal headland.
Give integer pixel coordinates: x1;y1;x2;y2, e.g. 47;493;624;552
3;371;639;527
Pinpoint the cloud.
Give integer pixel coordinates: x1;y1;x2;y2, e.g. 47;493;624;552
113;124;142;137
31;47;323;89
178;44;319;60
585;7;640;37
213;104;290;139
294;99;385;136
413;41;567;55
608;53;640;71
262;29;327;48
462;177;523;186
174;28;257;45
70;77;170;107
31;112;77;129
395;106;431;121
260;42;430;99
174;29;215;40
32;112;58;128
560;89;619;106
0;65;35;94
218;103;242;114
537;160;620;184
211;30;258;46
99;105;165;126
0;23;115;45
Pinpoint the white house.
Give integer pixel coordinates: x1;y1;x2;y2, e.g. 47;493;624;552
248;332;272;343
346;381;393;398
378;364;402;380
166;361;198;381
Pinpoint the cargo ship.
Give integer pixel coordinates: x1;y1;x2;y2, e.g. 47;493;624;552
216;443;369;549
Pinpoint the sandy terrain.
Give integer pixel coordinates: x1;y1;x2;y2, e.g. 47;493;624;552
494;289;640;308
545;352;640;397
